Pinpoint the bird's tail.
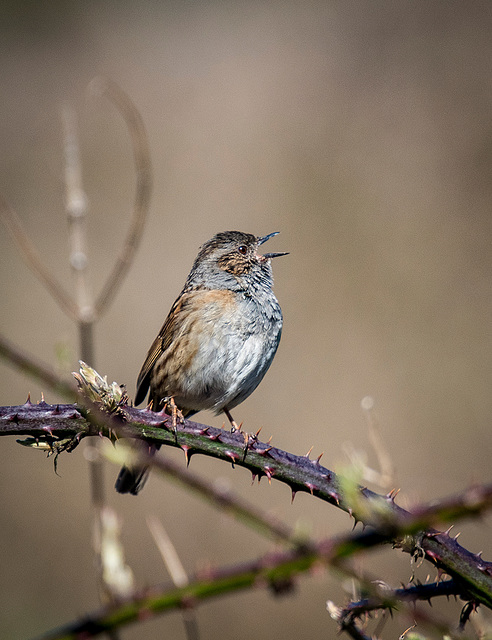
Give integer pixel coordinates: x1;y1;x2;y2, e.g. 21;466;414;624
115;443;159;495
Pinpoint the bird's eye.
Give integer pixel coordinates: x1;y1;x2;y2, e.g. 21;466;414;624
238;245;248;255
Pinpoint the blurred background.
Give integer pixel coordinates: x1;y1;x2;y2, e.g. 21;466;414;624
1;1;491;638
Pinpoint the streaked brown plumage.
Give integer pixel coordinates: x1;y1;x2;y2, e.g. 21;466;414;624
116;231;287;494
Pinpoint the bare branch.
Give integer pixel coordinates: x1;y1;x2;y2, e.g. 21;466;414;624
62;103;93;323
0;333;77;401
88;78;153;319
0;197;78;320
147;516;200;640
110;442;300;547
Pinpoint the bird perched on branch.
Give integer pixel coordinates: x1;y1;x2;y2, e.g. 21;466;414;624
116;230;287;494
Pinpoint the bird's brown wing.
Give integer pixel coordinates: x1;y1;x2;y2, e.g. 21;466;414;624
134;290;192;406
135;334;163;405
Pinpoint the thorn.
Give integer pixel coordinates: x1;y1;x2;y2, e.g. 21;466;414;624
246;433;259;448
24;393;32;406
454;532;461;540
181;445;192;466
225;450;239;468
42;426;53;436
291;489;297;503
386;488;400;501
264;466;275;484
444;525;454;537
40;392;45;403
257;446;274;457
425;530;441;539
314;452;324;465
255;427;262;438
304;482;315;495
230;421;244;435
265;435;272;445
251;472;257;485
327;490;340;505
200;427;210;436
51;405;61;415
476;551;483;559
304;446;313;459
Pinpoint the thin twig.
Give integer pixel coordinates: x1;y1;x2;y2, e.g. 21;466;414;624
88;78;152;319
147;516;200;640
361;395;396;490
62;103;96;366
0;333;77;401
62;104;93;324
147;516;190;588
131;447;299;546
62;107;115;638
0;197;78;321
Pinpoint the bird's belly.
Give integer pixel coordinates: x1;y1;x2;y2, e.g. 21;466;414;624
174;318;280;414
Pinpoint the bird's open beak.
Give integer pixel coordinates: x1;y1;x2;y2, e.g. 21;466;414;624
257;231;289;259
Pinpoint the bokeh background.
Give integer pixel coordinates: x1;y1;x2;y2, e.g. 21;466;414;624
1;2;491;638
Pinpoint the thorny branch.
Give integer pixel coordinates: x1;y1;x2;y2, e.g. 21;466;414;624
1;340;491;637
341;579;461;618
1;399;491;600
31;527;480;640
331;573;492;640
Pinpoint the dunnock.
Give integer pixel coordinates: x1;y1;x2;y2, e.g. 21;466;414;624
116;230;287;494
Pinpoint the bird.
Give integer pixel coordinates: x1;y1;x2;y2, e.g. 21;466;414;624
115;230;287;494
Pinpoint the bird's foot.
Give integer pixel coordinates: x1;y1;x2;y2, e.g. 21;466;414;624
163;396;184;444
